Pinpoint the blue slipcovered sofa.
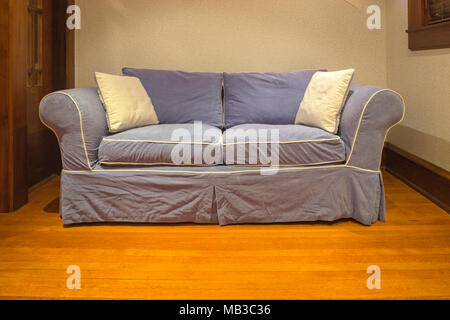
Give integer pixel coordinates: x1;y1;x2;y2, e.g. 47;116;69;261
39;69;404;226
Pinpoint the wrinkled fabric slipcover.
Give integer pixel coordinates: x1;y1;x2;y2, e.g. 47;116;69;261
223;70;325;128
223;124;346;166
99;122;345;167
122;68;224;128
61;165;385;226
39;83;404;226
99;123;223;166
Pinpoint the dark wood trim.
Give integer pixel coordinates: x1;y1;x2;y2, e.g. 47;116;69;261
0;0;11;212
1;0;68;212
0;0;29;212
384;142;450;213
28;173;58;193
52;0;66;90
407;21;450;50
52;0;74;89
407;0;450;50
408;0;429;29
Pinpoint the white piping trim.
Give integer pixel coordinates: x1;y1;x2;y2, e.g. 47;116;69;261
100;159;345;168
41;92;93;171
103;137;340;146
222;137;341;146
62;164;380;175
100;162;215;167
345;89;406;169
102;138;220;145
345;165;381;174
235;159;346;167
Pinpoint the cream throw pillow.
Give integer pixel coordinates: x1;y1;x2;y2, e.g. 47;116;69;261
95;72;159;133
295;69;355;134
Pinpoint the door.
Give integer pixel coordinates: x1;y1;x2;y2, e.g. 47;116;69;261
1;0;69;212
26;0;62;187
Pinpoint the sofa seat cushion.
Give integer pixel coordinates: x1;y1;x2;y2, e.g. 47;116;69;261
99;124;223;166
223;124;346;166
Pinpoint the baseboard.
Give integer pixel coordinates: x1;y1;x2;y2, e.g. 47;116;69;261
28;174;59;194
383;143;450;213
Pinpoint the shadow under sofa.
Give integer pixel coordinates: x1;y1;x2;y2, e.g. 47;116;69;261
39;78;404;226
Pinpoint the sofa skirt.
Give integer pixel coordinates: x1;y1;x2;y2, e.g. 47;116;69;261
60;165;386;226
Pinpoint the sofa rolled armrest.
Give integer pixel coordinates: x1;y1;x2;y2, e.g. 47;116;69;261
39;87;108;171
339;84;405;171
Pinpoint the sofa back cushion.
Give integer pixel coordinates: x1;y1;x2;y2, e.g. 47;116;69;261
122;68;223;128
223;70;324;128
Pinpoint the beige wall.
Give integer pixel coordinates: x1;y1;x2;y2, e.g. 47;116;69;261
74;0;449;170
75;0;386;87
386;0;450;171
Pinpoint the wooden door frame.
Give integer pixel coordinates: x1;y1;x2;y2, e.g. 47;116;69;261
0;0;9;212
52;0;75;90
1;0;28;212
0;0;74;212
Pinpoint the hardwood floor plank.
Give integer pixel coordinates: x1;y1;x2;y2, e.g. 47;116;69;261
0;172;449;299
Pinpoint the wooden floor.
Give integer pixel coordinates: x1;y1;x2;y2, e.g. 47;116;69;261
0;172;449;300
